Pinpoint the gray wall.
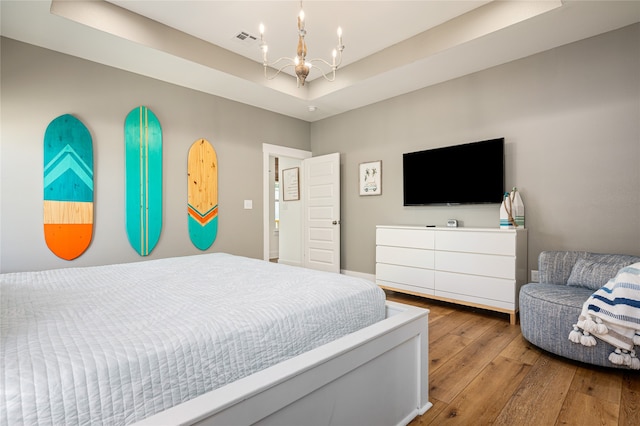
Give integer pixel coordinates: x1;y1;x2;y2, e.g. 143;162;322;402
0;38;310;272
312;23;640;275
2;24;639;276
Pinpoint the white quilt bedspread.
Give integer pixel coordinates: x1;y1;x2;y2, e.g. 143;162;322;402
1;253;386;425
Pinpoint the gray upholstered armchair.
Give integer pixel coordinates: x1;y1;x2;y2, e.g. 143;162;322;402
519;251;640;369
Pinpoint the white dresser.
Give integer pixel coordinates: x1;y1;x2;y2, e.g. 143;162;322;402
376;225;527;324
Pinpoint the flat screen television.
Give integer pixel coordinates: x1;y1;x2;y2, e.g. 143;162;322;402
403;138;504;206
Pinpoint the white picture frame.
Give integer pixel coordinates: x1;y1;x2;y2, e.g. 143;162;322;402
359;161;382;196
282;167;300;201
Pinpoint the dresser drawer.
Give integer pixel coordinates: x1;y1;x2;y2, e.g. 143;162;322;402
376;263;435;290
376;246;434;269
377;280;436;296
435;230;515;255
376;227;434;249
435;251;516;279
434;289;514;311
435;271;515;304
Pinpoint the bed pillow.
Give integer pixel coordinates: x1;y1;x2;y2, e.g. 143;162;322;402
567;258;631;291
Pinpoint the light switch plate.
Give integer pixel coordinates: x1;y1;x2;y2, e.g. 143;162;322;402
244;200;252;209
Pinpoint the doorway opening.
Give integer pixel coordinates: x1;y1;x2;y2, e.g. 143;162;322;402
262;145;341;273
262;144;311;264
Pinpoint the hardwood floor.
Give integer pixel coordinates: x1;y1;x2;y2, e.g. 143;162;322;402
384;291;640;426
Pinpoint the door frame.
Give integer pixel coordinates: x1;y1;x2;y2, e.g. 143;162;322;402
262;143;312;261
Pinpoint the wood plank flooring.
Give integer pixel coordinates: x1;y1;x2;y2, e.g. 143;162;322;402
384;291;640;426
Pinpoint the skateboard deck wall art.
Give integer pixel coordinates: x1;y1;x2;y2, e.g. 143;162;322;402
43;114;94;260
187;138;218;250
124;106;163;256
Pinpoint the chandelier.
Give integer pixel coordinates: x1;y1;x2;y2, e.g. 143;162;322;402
259;2;344;87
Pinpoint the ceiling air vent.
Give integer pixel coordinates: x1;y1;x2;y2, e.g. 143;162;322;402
234;31;258;45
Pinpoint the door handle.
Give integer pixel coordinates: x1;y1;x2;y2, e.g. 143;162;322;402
332;220;340;225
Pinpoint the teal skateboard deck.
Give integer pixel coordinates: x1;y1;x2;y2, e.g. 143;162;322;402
43;114;94;260
125;106;162;256
187;138;218;250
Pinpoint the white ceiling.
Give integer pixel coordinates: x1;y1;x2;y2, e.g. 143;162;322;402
2;1;640;122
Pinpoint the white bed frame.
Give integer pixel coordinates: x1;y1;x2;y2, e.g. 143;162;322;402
136;301;431;426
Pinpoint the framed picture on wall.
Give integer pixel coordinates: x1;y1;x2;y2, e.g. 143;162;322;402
359;161;382;196
282;167;300;201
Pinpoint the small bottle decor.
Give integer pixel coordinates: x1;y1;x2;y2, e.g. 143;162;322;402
510;187;525;227
500;192;515;229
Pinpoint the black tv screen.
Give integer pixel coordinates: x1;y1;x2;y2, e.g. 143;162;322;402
403;138;505;205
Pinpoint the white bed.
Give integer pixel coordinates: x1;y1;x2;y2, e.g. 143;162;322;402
1;253;430;425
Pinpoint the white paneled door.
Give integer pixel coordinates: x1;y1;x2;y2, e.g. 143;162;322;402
303;153;340;273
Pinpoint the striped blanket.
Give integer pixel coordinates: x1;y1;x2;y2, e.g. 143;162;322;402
569;262;640;369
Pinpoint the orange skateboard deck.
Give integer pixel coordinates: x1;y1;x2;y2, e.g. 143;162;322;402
43;114;94;260
187;138;218;250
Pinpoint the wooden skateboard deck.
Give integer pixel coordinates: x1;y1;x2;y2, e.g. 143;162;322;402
43;114;94;260
187;138;218;250
125;106;163;256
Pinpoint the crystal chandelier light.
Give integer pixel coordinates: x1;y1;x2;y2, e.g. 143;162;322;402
259;1;344;87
